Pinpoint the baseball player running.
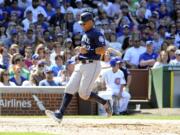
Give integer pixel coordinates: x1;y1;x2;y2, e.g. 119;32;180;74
45;11;112;123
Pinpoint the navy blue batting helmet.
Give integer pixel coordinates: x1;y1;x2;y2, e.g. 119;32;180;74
78;12;93;24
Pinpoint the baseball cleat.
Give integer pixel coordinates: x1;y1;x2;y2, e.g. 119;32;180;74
104;100;112;117
45;110;63;124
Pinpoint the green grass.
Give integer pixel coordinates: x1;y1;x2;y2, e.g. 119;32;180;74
0;132;52;135
1;115;180;120
66;115;180;120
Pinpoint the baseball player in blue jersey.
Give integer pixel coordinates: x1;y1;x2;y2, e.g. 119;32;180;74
45;12;112;123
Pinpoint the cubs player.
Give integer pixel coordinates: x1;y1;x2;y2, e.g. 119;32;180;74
101;57;131;115
45;12;112;123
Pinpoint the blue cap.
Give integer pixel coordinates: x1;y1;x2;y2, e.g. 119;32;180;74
110;57;122;67
175;49;180;55
32;54;39;60
65;38;72;43
48;36;53;40
44;67;53;73
66;59;75;66
57;32;63;37
11;29;18;35
115;57;124;63
75;0;82;3
37;60;46;65
123;25;129;29
146;40;153;46
165;33;174;39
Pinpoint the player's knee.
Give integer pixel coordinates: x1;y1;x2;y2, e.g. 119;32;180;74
65;86;74;95
79;92;89;100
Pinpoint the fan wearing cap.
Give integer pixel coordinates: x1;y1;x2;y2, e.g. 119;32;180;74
123;34;146;68
58;59;75;85
30;60;46;86
29;54;40;72
63;37;73;51
101;57;131;115
169;49;180;66
45;12;112;123
165;33;175;45
139;41;158;68
73;0;84;17
39;67;62;86
117;25;130;44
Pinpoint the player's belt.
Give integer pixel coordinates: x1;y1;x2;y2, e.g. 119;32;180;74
81;59;94;64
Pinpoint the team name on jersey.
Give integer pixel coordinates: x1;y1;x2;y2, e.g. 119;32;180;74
82;34;91;50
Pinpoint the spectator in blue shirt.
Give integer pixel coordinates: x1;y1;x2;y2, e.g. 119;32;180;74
39;67;62;86
158;3;169;19
9;64;27;86
139;40;158;68
34;13;49;30
48;0;60;8
6;0;24;18
147;0;161;12
51;54;64;76
43;2;55;20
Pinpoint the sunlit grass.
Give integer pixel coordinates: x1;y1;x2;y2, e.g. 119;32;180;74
0;132;53;135
1;115;180;120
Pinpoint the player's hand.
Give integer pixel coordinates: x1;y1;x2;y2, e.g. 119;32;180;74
79;47;88;54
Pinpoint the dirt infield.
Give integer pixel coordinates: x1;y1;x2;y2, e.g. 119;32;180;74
0;117;180;135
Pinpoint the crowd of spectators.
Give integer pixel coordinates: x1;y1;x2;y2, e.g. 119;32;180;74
0;0;180;86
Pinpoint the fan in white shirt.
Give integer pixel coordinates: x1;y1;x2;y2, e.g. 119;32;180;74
24;0;47;22
101;57;131;114
22;10;36;31
98;0;112;17
123;35;146;68
18;0;32;10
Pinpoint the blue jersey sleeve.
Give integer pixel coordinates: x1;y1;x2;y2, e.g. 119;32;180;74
94;32;106;47
139;53;144;62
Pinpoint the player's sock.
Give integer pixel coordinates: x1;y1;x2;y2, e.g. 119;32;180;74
59;93;73;115
88;92;107;105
